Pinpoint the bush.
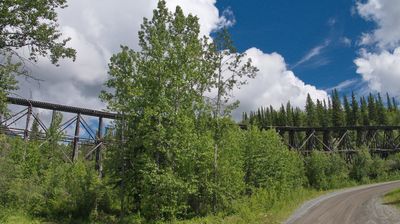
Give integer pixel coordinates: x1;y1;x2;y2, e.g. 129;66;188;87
42;161;102;221
243;128;305;196
349;147;373;182
305;151;349;190
213;122;245;213
0;135;106;223
369;156;389;180
386;153;400;172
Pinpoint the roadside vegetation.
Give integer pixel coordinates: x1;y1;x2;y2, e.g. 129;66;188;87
384;188;400;209
2;126;400;223
2;1;400;224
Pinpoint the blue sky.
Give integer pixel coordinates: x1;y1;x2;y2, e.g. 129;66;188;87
216;0;374;92
16;0;400;121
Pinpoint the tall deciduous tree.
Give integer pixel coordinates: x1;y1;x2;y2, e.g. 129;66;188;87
209;28;257;211
0;0;76;114
210;28;258;117
101;1;253;220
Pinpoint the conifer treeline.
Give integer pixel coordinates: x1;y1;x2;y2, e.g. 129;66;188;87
242;90;400;127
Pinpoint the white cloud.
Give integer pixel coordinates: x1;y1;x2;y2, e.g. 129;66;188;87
326;78;359;92
357;0;400;49
292;40;330;68
17;0;226;109
355;48;400;95
341;37;352;47
217;7;236;29
231;48;328;119
15;0;328;123
355;0;400;97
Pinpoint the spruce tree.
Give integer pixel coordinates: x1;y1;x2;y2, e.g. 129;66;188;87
376;93;387;125
286;101;293;126
305;94;317;126
343;95;351;126
350;92;360;126
293;107;302;127
360;97;369;126
387;93;393;111
331;89;344;127
392;97;398;112
367;93;376;125
316;99;327;127
277;104;287;126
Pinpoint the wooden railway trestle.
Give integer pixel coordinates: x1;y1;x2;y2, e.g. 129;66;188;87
2;97;400;172
271;126;400;153
1;97;119;174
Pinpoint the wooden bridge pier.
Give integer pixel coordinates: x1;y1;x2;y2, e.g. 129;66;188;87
265;126;400;154
2;97;117;175
3;96;400;172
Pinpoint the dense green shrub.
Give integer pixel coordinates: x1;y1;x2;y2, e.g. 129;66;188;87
347;147;392;182
386;153;400;171
243;127;305;196
41;161;102;221
213;121;246;212
349;147;373;182
0;135;106;223
305;151;349;190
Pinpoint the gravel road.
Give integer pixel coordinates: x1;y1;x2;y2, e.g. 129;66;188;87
285;180;400;224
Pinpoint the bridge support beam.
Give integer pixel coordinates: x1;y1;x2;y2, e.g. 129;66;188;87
95;116;103;176
24;105;32;141
72;113;81;161
306;130;315;151
289;130;295;149
323;130;330;151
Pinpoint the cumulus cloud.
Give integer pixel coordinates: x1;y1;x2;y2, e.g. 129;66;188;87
17;0;226;109
357;0;400;49
355;0;400;96
15;0;327;123
231;48;328;119
355;48;400;95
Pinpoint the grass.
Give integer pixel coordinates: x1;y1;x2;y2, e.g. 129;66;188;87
384;188;400;209
0;209;43;224
177;188;327;224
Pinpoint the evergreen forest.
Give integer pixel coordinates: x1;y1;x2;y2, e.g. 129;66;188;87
242;90;400;128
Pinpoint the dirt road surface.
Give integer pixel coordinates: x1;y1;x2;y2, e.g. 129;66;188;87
285;181;400;224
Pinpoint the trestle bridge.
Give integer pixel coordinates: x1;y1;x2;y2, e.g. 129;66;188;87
2;97;400;171
1;97;118;173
